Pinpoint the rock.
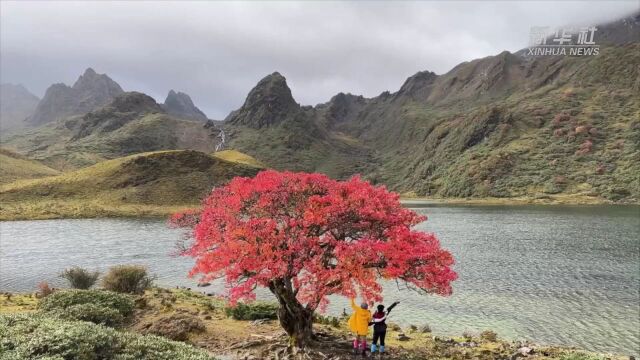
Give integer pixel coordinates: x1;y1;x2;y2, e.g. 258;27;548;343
196;282;211;287
204;315;212;320
396;333;411;341
419;324;432;333
138;313;205;341
518;347;533;355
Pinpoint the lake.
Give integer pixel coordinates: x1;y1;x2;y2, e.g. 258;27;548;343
1;204;638;356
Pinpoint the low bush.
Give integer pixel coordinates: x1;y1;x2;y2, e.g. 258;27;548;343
102;265;154;294
39;289;134;317
51;303;125;327
60;266;100;289
37;281;54;298
480;329;498;342
139;313;206;341
0;313;214;360
225;301;278;320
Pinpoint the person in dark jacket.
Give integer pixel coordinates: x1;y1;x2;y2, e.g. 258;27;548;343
370;301;398;355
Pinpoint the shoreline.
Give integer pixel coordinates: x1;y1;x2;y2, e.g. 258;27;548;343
1;195;638;221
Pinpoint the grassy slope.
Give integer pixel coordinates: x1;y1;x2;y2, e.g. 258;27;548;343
226;45;638;204
0;148;60;184
212;149;265;168
0;150;262;220
377;45;639;203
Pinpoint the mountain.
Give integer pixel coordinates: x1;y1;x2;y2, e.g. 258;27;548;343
26;68;124;126
3;13;637;204
0;84;40;133
222;13;639;203
3;92;223;170
225;72;300;128
223;72;376;179
0;150;262;220
0;148;59;184
162;90;208;121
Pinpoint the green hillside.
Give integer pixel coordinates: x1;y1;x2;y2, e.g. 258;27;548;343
2;92;221;170
0;150;262;220
224;43;639;204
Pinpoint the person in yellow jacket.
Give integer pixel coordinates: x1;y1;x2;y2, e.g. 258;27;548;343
349;298;372;356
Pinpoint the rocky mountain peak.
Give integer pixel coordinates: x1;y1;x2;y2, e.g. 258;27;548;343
162;89;207;121
325;92;367;124
71;92;163;140
27;68;124;126
396;70;438;101
226;72;300;128
108;91;163;114
72;67;123;96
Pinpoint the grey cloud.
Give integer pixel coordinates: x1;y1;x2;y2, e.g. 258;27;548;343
1;1;637;118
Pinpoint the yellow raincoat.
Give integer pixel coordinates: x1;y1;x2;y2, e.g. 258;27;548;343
348;299;372;336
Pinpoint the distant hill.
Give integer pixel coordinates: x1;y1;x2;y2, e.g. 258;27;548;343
162;90;208;121
0;148;59;184
0;150;262;220
0;84;40;133
3;92;223;170
26;68;124;126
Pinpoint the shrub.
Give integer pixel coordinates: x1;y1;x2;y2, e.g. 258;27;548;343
0;313;213;359
479;329;498;342
102;265;154;294
552;113;571;126
60;266;100;289
37;281;54;298
224;301;278;320
51;303;125;327
138;313;206;341
39;289;134;317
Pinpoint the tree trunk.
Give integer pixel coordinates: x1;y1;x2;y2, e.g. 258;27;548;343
269;279;314;349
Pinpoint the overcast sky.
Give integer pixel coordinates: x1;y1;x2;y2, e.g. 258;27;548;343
1;1;637;119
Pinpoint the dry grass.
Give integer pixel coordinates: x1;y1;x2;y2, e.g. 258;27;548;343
0;148;60;184
0;150;262;220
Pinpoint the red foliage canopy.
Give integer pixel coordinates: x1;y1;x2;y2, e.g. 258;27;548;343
171;170;456;311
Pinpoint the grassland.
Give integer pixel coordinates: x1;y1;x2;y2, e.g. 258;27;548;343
1;289;629;360
0;148;60;184
0;150;262;220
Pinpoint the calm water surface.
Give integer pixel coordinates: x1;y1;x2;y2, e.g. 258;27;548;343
1;205;638;355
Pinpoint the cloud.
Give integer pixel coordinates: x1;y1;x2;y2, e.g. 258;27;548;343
1;1;636;118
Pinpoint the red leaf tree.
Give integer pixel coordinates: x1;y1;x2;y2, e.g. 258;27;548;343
171;170;457;348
